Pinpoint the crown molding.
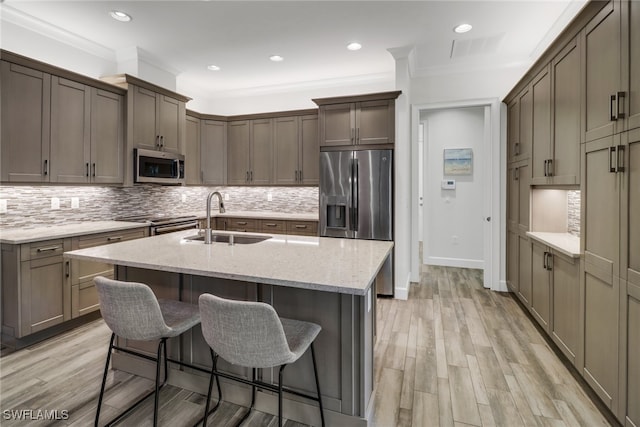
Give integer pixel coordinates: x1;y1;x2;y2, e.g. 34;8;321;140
0;4;115;61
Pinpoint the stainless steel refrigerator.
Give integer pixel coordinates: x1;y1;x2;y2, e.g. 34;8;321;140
319;149;394;296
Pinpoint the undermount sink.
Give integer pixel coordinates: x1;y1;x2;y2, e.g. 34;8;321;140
183;233;271;245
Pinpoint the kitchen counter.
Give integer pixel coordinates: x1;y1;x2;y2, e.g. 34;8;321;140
526;232;581;258
0;221;148;244
65;229;391;295
64;229;387;426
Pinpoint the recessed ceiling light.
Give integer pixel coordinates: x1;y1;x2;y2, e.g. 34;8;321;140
347;42;362;51
207;65;220;71
110;10;132;22
269;55;284;62
454;23;472;34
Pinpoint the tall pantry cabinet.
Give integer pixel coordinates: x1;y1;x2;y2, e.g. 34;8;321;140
505;0;638;424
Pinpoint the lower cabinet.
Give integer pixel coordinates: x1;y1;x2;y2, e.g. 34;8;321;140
622;281;640;426
517;236;532;305
286;220;318;236
215;216;319;236
1;239;71;340
531;241;552;331
70;227;148;318
260;220;286;234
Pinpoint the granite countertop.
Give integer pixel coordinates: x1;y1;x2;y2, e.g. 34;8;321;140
526;232;581;258
65;230;392;295
187;210;319;221
0;221;148;245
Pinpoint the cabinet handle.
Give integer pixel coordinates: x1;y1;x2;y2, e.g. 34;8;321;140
514;167;519;181
65;260;70;278
250;171;253;181
616;144;625;173
43;159;48;176
246;171;249;182
617;91;626;119
547;159;553;177
546;253;553;271
543;251;548;269
92;163;96;177
610;94;617;121
160;136;164;147
609;146;617;173
156;135;160;147
515;142;520;156
543;160;548;177
295;225;308;229
351;128;355;144
299;170;302;182
86;162;90;177
295;170;298;181
356;127;360;144
37;245;61;252
237;221;248;225
107;236;123;242
265;223;277;227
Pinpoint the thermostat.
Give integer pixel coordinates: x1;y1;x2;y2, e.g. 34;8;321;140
441;179;456;190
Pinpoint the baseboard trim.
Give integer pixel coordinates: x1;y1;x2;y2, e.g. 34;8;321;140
426;256;484;269
393;272;411;300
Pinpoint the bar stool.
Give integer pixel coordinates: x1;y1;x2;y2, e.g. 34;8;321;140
198;293;325;427
93;276;203;427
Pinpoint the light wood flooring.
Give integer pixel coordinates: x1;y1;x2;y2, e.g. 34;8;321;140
0;266;612;427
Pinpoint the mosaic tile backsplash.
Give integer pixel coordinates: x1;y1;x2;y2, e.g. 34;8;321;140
567;190;580;237
0;185;319;229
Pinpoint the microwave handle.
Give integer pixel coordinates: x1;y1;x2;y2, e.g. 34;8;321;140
174;159;181;179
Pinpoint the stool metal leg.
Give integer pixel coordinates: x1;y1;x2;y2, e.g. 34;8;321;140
95;333;116;427
311;343;325;427
237;367;257;426
200;349;222;427
278;365;286;427
153;339;166;427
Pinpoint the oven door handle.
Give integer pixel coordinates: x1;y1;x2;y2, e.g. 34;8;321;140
152;221;198;235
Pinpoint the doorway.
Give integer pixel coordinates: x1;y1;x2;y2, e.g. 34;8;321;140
411;99;504;291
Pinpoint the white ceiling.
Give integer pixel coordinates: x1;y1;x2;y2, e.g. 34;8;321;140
1;0;587;98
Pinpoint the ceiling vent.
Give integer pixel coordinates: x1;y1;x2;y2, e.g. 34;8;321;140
450;33;504;59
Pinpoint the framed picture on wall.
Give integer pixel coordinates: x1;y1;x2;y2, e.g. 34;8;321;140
443;148;473;175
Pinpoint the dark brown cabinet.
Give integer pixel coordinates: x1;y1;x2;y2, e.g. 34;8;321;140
185;114;201;185
201;120;227;185
132;85;185;153
314;91;400;147
273;114;319;185
227;119;272;185
507;86;532;163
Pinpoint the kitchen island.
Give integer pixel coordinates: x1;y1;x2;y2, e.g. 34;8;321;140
64;230;392;427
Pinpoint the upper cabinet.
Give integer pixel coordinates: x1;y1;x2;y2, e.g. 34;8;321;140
313;91;400;148
623;0;640;131
273;114;319;185
1;61;51;183
185;114;201;185
131;85;186;153
200;119;227;185
508;85;532;163
227;119;273;185
1;53;125;184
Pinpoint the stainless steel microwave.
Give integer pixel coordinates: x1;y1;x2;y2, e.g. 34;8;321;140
134;148;185;185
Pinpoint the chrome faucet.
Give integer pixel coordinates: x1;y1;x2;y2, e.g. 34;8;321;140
205;191;225;244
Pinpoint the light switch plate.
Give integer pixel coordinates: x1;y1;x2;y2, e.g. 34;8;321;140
51;197;60;210
224;193;230;201
441;179;456;190
267;192;273;202
71;197;80;209
181;194;187;203
0;199;7;214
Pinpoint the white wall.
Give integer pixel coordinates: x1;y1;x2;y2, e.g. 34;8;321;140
421;107;485;268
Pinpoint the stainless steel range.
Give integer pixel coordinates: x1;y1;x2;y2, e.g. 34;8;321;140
116;214;199;235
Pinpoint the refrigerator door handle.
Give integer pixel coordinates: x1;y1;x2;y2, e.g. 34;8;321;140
352;157;359;232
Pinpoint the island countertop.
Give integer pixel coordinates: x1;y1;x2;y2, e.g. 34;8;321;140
64;230;393;295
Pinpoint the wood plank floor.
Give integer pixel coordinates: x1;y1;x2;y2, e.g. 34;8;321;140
0;266;611;426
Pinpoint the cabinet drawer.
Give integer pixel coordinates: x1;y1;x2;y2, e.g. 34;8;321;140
71;280;102;318
75;228;147;249
226;218;258;232
287;221;318;236
260;220;286;234
24;239;67;261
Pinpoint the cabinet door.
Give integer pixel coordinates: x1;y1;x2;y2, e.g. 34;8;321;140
273;116;299;185
517;87;533;161
507;231;520;292
158;94;183;153
91;89;124;183
622;281;640;426
132;85;159;150
531;67;552;184
551;252;580;364
552;38;581;185
0;62;51;182
50;77;91;183
319;103;353;146
584;0;622;142
185;115;201;185
625;0;640;130
299;114;319;185
531;241;551;331
507;100;520;162
623;129;640;285
227;121;250;185
507;165;519;228
357;100;394;145
250;119;273;185
517;236;532;305
201;120;227;185
518;162;531;230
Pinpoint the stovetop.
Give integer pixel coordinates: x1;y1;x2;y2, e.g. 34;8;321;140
115;214;198;225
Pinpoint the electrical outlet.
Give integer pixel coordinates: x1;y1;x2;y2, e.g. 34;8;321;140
181;194;187;203
71;197;80;209
224;193;230;201
0;199;7;214
267;192;273;202
51;197;60;210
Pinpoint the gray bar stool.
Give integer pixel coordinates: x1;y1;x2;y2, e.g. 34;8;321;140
93;276;205;427
198;293;325;427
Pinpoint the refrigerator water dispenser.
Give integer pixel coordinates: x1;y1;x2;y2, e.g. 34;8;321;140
326;204;346;228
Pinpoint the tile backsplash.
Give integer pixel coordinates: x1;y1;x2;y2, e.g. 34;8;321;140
567;190;580;237
0;185;319;229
